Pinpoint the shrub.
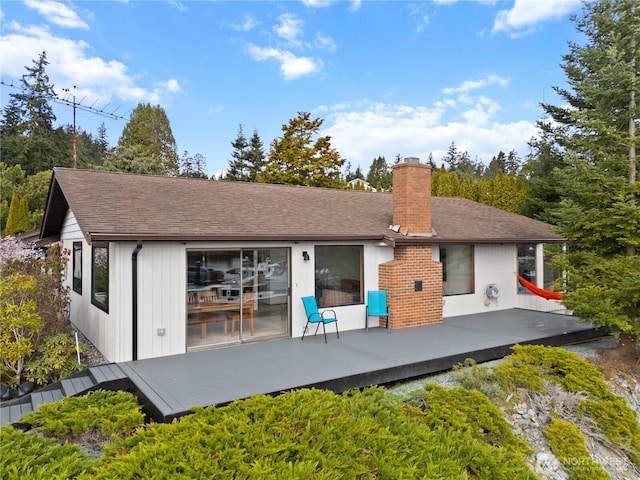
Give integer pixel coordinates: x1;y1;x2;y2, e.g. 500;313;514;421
578;397;640;467
0;425;89;479
451;358;504;400
0;273;43;384
545;417;608;480
403;384;532;456
80;388;537;479
505;344;612;400
22;390;144;437
25;333;85;386
493;359;545;394
1;243;70;339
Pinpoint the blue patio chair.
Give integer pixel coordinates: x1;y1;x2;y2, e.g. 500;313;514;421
301;296;339;343
366;290;390;333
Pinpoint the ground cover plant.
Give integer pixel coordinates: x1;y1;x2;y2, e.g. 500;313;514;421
1;344;638;479
447;344;640;475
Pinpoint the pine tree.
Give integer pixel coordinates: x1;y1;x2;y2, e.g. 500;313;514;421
537;0;639;353
117;103;179;175
366;156;392;191
0;52;62;175
226;125;250;181
246;129;265;182
259;112;345;187
179;150;208;178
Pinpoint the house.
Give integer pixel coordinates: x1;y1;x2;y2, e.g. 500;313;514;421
346;178;377;191
39;158;565;363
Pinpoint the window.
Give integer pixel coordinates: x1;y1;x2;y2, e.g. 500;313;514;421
315;245;363;307
72;242;82;294
543;244;563;290
92;243;109;311
517;244;536;294
441;245;474;295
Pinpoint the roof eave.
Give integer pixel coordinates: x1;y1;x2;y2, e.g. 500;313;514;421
386;236;566;246
86;233;387;243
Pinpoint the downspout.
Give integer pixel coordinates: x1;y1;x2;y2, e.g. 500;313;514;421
132;241;143;361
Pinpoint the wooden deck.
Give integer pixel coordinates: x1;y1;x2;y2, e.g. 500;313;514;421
122;309;604;422
1;309;606;426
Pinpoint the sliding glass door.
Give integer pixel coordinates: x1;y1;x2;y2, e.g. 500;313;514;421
186;248;289;349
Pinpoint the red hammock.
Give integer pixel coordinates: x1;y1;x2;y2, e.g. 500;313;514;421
517;275;564;300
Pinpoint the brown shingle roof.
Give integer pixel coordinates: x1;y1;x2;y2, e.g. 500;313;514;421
41;168;564;245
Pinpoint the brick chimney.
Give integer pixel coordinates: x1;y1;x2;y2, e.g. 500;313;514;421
392;157;432;236
380;157;442;330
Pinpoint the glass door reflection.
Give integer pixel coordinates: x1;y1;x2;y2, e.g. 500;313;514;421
186;248;289;349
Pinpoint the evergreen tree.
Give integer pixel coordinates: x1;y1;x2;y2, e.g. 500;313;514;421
259;112;345;187
538;0;639;353
0;52;64;175
441;141;483;180
117;103;179;175
179;150;208;178
102;144;164;175
4;194;31;235
505;150;521;176
520;132;567;222
484;151;506;180
543;0;639;256
246;129;266;182
366;156;392;191
226;125;250;181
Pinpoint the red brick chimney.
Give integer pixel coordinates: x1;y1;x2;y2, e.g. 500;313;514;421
380;157;442;329
392;157;432;236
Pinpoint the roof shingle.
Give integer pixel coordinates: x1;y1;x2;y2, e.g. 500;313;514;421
41;168;564;245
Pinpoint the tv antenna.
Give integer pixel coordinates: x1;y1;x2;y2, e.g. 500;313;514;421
1;80;129;168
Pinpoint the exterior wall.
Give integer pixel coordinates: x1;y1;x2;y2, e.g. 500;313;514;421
439;244;517;318
61;217;395;360
289;241;394;336
379;245;443;328
438;243;563;318
61;211;122;363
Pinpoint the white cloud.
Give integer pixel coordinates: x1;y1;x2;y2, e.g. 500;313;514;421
169;1;187;12
0;22;179;106
274;13;304;48
245;44;322;80
442;74;510;94
315;33;336;52
321;98;537;169
24;0;88;29
302;0;334;7
298;0;360;9
492;0;581;36
408;4;430;32
233;14;260;32
165;79;182;94
415;15;429;33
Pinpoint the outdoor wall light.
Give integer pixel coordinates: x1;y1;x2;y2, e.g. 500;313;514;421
302;251;310;261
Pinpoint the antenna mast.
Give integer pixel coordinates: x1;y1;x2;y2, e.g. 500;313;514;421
62;87;78;168
1;80;128;168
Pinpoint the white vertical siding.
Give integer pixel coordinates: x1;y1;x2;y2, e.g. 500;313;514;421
61;211;121;363
290;241;394;337
134;242;186;360
441;244;519;317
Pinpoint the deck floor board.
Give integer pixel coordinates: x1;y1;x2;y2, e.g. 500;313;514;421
119;309;605;422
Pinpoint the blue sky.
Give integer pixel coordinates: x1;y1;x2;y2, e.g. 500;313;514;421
0;0;583;177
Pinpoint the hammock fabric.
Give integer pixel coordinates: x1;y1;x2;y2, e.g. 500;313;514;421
517;275;564;301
